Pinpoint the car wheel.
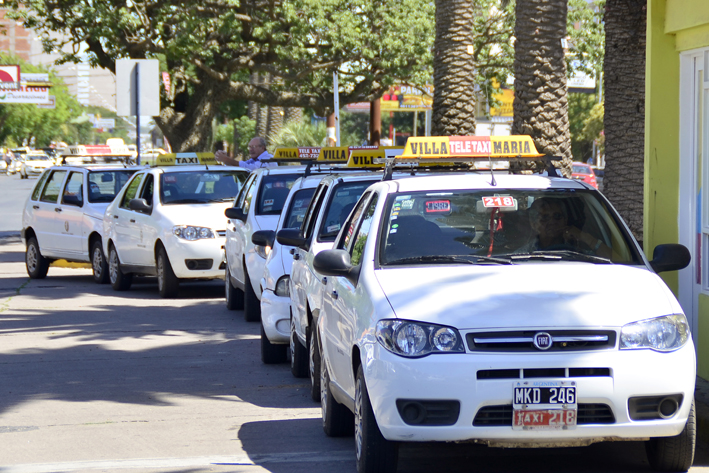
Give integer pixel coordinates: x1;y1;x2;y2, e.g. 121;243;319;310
355;365;399;473
290;315;308;378
261;322;287;364
109;245;133;291
25;236;49;279
645;400;696;472
309;323;322;402
243;264;261;322
91;240;109;284
157;246;179;298
225;264;244;310
320;354;354;437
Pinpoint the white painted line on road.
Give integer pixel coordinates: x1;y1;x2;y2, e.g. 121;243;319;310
0;451;353;472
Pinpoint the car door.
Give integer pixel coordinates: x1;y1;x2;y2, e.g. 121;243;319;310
227;172;259;285
110;173;144;264
132;174;157;265
34;169;68;254
322;192;374;391
55;171;87;257
226;173;254;286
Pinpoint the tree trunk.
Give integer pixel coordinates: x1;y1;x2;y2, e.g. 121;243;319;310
511;0;573;177
431;0;477;136
247;72;259;122
284;107;302;124
603;0;646;243
266;106;284;146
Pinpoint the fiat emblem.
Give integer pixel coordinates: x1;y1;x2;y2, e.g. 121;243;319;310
533;332;553;350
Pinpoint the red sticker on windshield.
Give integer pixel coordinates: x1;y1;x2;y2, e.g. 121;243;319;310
482;196;516;208
164;175;177;183
425;200;451;213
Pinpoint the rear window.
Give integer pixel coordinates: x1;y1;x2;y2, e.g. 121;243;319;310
572;164;592;175
282;188;316;229
88;170;137;203
257;174;299;215
318;180;377;241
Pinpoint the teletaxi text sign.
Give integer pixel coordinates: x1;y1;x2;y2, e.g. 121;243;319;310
272;147;321;160
156;153;218;166
400;136;543;160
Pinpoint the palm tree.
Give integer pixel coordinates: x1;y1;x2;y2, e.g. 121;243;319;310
432;0;478;136
511;0;573;176
603;0;646;243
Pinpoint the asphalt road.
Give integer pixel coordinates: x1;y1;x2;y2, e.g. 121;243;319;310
2;172;709;473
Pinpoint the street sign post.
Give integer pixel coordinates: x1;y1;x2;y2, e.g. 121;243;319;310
116;59;160;164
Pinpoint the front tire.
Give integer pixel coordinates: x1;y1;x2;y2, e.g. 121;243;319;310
261;322;288;364
321;356;354;437
25;236;49;279
290;315;308;378
109;245;132;291
645;400;696;472
157;246;179;298
225;264;244;310
309;323;322;402
91;240;109;284
243;264;261;322
355;366;398;473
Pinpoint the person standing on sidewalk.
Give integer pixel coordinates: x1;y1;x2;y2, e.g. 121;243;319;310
214;137;276;170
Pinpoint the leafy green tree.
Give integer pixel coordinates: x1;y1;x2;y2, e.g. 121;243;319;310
9;0;435;152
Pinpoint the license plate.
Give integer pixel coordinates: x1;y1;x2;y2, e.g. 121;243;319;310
513;385;576;406
513;409;577;430
512;381;577;430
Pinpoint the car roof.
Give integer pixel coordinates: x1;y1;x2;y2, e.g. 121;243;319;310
387;173;587;192
48;165;145;172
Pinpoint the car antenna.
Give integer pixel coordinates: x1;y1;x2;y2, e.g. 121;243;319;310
488;154;497;186
382;158;394;181
304;161;313;177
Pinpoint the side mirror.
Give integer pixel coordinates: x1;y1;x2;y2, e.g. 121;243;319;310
62;194;83;207
129;198;152;213
650;244;691;273
313;249;360;285
276;229;309;251
225;207;247;222
252;230;275;248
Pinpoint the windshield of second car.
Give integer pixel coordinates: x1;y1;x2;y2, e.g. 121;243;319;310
318;181;377;241
379;190;642;266
160;171;246;204
88;170;136;203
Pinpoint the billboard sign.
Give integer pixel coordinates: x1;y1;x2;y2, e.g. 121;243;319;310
344;84;433;113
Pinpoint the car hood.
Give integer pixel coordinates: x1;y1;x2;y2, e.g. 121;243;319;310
158;202;233;231
374;263;682;330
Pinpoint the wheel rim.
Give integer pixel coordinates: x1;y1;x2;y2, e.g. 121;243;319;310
27;243;38;272
109;249;118;283
355;377;364;461
157;255;164;291
320;362;328;425
290;319;296;369
92;247;103;278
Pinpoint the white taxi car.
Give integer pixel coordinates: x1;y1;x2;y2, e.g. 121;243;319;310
103;153;247;297
224;146;321;321
21;165;139;281
313;136;695;473
20;151;53;179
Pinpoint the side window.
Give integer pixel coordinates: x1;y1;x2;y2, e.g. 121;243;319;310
120;174;144;209
242;176;258;215
303;184;328;239
39;170;67;204
140;174;154;205
349;194;378;266
339;192;371;250
236;174;255;209
61;172;84;206
31;170;52;201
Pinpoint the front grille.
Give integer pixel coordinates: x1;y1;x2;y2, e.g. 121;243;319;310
477;367;611;380
467;330;616;352
473;404;615;426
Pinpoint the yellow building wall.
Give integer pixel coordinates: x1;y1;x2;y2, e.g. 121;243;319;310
665;0;709;35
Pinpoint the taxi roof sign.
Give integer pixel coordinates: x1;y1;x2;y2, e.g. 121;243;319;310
399;135;543;161
346;147;404;168
61;144;133;157
155;153;218;166
272;147;321;161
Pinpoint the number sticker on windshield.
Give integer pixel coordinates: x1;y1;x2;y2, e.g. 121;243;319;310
482;196;517;208
425;200;451;213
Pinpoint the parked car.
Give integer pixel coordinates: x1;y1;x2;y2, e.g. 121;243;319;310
571;162;599;189
20;152;53;179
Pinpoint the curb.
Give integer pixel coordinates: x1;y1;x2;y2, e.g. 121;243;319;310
0;231;21;244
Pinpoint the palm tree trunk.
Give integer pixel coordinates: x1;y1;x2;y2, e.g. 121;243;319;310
431;0;477;136
511;0;573;176
603;0;646;243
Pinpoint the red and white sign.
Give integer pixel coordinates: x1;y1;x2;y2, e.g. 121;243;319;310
0;65;20;83
0;86;50;104
482;196;517;208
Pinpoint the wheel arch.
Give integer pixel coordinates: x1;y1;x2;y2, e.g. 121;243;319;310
351;345;362;385
23;226;37;244
88;231;102;250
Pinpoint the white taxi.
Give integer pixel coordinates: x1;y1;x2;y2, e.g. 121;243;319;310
313;136;695;473
21;165;139;282
19;151;54;178
103;153;248;297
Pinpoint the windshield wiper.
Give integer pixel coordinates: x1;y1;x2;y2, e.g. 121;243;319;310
511;250;612;264
166;198;209;204
385;255;512;266
207;197;235;202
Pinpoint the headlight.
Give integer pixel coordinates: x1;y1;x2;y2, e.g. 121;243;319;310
620;314;690;352
275;276;290;297
172;225;215;241
375;319;465;357
255;245;271;259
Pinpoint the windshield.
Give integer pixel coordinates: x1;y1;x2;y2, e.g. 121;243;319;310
283;188;316;229
256;174;300;215
160;171;246;204
318;180;378;241
88;170;137;203
379;190;642;266
27;155;50;161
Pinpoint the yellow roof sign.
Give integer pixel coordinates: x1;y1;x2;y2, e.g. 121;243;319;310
155;153;218;166
272;147;321;160
400;136;543;160
347;147;404;168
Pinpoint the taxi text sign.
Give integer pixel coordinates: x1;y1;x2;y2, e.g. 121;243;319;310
401;136;542;159
347;147;404;168
156;153;217;166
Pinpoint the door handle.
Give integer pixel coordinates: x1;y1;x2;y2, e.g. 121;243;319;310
33;205;39;210
293;253;300;261
130;219;136;223
322;277;327;285
113;215;119;219
331;290;338;300
54;208;62;213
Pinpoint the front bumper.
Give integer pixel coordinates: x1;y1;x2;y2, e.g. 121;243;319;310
362;341;696;445
163;235;227;279
25;167;46;176
261;288;291;344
